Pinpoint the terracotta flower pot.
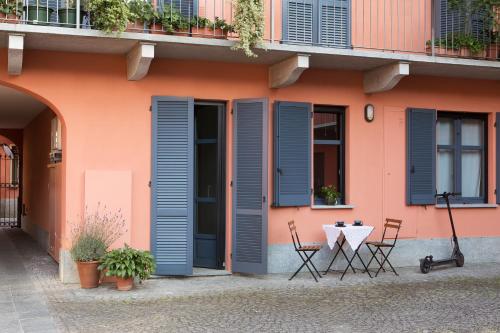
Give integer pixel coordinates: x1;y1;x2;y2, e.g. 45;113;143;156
126;20;145;32
176;27;190;36
486;44;499;60
150;22;165;34
0;13;19;23
212;27;228;39
116;276;134;291
76;261;100;289
191;26;211;38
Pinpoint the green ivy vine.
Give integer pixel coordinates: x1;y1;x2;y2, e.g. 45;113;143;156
231;0;265;57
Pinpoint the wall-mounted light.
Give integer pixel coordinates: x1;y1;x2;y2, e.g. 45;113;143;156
364;104;375;122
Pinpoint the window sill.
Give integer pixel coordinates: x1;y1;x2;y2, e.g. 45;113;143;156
435;204;497;209
312;205;355;210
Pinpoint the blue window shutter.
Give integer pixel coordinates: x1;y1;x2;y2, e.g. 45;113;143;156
232;99;268;274
319;0;350;48
497;113;500;204
151;96;194;276
283;0;316;44
407;108;436;205
273;101;311;207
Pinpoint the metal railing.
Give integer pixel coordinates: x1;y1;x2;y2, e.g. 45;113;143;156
0;153;20;228
0;0;498;61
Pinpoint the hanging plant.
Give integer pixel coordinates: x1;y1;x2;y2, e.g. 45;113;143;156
86;0;130;34
231;0;265;57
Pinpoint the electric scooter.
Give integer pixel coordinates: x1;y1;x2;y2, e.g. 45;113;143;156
419;192;464;274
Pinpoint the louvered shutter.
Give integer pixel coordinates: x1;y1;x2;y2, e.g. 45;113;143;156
496;113;500;204
319;0;350;48
283;0;316;44
232;99;268;274
273;102;311;207
151;96;194;276
406;108;437;205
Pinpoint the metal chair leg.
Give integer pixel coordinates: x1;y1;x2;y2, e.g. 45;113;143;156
366;245;386;273
304;251;322;278
375;248;398;277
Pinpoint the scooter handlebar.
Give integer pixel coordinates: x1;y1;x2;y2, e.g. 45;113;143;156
435;192;461;198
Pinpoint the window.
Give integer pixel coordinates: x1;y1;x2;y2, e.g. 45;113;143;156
437;113;487;203
313;106;345;205
282;0;350;48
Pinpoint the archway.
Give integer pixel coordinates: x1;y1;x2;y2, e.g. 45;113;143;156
0;82;66;262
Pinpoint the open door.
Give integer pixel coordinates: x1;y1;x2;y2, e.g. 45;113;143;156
151;96;194;275
232;99;268;274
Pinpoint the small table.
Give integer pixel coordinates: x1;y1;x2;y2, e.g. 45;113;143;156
323;224;374;280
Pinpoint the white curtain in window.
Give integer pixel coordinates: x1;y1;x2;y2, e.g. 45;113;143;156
462;151;481;197
437;150;454;193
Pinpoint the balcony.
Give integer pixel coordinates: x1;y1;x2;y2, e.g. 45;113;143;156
0;0;499;82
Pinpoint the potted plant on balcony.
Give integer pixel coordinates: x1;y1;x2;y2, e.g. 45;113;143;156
98;245;155;291
162;8;189;35
190;15;211;37
320;185;341;206
24;0;54;24
231;0;264;57
70;205;125;289
126;0;153;32
148;9;163;33
0;0;22;23
212;16;234;39
86;0;129;34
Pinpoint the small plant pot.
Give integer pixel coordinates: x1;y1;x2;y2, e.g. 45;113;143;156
76;261;100;289
25;6;54;25
150;22;165;34
191;26;212;38
126;20;146;32
459;47;471;57
325;198;336;206
486;44;499;60
57;8;82;28
211;27;228;39
175;27;190;36
0;13;20;23
426;45;459;57
116;276;134;291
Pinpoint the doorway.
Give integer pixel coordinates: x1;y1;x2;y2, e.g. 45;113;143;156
193;102;225;269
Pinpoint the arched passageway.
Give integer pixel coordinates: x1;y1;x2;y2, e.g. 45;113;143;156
0;83;66;262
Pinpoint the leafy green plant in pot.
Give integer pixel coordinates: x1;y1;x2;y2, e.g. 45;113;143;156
126;0;153;32
190;15;211;37
24;0;54;25
70;205;125;288
0;0;22;23
212;16;234;39
161;8;189;35
98;245;156;291
86;0;129;34
320;185;341;206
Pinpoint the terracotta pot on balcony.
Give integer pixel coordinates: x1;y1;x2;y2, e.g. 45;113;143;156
426;45;459;57
175;27;190;36
116;276;134;291
191;26;211;38
486;44;499;60
0;13;20;23
150;22;165;34
126;20;145;33
76;261;100;289
212;27;228;39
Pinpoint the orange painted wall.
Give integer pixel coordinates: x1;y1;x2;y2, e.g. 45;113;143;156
0;49;499;271
22;108;54;233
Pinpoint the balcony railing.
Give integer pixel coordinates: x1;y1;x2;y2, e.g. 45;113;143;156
0;0;498;61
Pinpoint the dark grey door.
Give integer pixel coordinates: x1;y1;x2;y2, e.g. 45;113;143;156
232;99;268;274
151;96;194;276
193;103;226;269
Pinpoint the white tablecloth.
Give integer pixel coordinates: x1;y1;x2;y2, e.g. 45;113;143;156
323;224;374;251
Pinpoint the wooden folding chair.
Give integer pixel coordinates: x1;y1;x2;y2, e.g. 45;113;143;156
288;221;322;282
365;218;402;277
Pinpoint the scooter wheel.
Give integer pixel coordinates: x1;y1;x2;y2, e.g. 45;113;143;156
456;251;465;267
420;258;431;274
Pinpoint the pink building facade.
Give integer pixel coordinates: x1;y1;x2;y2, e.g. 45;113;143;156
0;0;499;281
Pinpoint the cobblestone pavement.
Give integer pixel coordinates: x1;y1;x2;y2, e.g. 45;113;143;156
2;229;500;333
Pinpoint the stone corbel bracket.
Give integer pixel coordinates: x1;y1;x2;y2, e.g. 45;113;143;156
364;62;410;94
127;42;156;81
269;54;310;89
8;34;24;76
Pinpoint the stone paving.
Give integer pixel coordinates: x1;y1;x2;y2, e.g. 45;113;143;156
1;228;500;333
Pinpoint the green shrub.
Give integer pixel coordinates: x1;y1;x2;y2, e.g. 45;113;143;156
127;0;155;23
86;0;130;34
98;245;156;281
70;204;126;262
